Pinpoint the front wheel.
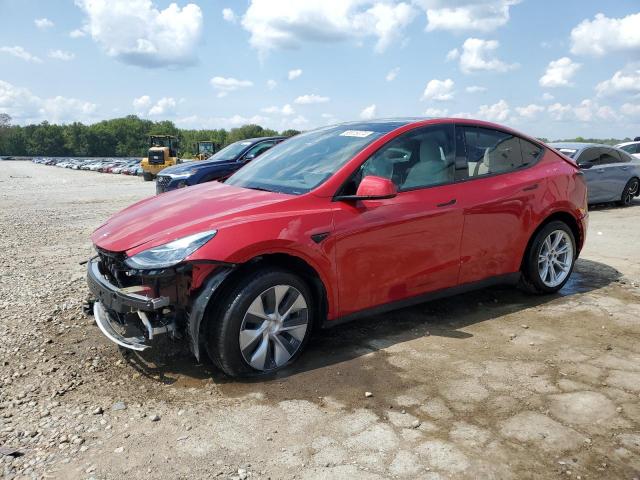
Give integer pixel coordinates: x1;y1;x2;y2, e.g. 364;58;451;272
205;269;314;377
618;178;639;206
142;172;154;182
522;221;576;294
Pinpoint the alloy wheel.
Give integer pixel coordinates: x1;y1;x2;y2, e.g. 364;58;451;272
623;179;639;205
537;230;574;288
239;285;309;371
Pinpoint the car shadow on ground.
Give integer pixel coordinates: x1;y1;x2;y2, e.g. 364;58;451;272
121;258;621;386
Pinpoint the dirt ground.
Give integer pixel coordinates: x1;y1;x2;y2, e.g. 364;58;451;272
1;160;639;480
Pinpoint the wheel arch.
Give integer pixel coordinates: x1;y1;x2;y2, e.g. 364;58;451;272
188;252;329;361
520;211;582;273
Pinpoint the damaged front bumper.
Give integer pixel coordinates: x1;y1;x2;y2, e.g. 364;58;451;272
87;257;177;351
86;255;234;358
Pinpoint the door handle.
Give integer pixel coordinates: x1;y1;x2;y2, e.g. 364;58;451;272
596;169;605;173
436;199;456;208
621;166;629;171
522;183;539;192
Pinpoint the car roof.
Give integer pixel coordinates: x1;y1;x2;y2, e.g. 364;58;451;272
616;141;640;147
548;142;617;153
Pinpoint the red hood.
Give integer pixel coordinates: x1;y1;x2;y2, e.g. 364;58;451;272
91;182;293;254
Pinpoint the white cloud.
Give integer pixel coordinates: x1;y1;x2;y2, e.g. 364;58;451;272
539;57;581;88
386;67;400;82
421;78;455;101
261;104;295;116
210;76;253;97
0;46;42;63
48;49;75;61
457;38;517;74
445;48;459;61
75;0;203;68
548;102;573;122
416;0;521;33
35;18;54;29
266;79;277;90
133;95;152;112
222;8;237;23
477;99;510;122
288;68;303;80
595;67;640;97
0;80;96;124
132;95;176;116
515;104;544;119
570;13;640;57
424;107;449;117
360;104;377;119
621;103;640;118
69;28;86;38
294;94;330;104
148;97;176;116
465;85;486;93
241;0;417;55
542;92;555;101
547;99;617;123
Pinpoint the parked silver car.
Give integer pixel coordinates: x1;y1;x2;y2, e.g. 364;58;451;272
550;143;640;205
615;141;640;159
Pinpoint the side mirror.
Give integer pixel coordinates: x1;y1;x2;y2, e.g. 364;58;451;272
244;153;256;161
578;162;592;170
337;176;397;201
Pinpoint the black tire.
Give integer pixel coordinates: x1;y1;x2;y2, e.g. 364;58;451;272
205;268;314;378
521;221;576;294
143;172;154;182
618;177;639;206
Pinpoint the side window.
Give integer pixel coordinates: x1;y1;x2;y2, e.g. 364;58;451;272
463;127;525;177
520;138;544;167
244;141;275;160
357;124;455;191
620;144;638;154
597;149;619;165
577;148;600;166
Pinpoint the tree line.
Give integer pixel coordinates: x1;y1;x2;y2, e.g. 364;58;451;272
0;114;300;157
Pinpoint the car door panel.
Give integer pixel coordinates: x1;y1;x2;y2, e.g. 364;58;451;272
333;184;465;316
457;127;546;285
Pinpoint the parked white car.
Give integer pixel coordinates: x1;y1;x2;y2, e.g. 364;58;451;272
615;141;640;159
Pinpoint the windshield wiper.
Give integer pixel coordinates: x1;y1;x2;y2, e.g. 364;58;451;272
246;186;276;193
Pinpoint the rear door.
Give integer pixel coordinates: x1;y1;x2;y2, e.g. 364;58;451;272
576;148;605;203
596;148;626;202
456;126;545;285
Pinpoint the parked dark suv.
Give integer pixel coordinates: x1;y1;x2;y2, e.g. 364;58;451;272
155;136;285;194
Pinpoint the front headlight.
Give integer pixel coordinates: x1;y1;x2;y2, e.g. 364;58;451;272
124;230;217;269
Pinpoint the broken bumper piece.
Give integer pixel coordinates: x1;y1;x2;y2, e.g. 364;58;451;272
93;301;149;351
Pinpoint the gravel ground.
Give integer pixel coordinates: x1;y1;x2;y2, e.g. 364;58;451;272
1;161;639;480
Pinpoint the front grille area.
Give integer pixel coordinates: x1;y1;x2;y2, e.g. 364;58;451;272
156;175;171;194
96;248;137;288
149;150;165;165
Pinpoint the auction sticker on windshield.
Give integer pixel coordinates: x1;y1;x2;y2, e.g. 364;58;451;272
340;130;375;138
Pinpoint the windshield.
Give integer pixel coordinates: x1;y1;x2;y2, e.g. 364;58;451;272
208;140;253;162
225;126;384;194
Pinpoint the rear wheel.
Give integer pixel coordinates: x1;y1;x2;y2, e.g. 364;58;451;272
205;268;313;377
142;172;154;182
522;221;576;294
619;178;639;206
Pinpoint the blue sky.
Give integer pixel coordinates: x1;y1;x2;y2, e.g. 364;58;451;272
0;0;639;139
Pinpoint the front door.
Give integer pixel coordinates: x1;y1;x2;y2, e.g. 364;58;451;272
332;124;464;317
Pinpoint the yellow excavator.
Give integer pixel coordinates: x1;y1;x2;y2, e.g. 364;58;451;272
141;135;179;181
194;141;218;160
